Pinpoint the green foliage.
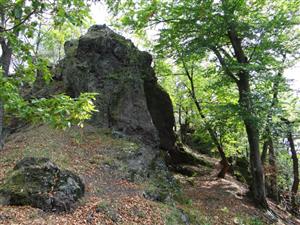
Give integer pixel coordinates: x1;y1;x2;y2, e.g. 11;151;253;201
277;144;294;190
106;0;300;128
0;70;98;129
0;0;98;136
155;57;246;157
29;93;98;129
105;0;300;204
37;19;93;63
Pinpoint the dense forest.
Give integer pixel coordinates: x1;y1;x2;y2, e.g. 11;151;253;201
0;0;300;224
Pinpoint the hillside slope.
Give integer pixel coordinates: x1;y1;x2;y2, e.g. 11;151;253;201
0;126;299;225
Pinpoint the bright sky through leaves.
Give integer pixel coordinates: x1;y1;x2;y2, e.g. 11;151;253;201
90;2;300;93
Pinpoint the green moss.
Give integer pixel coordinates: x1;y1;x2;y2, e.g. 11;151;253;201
165;207;184;225
96;201;119;222
233;215;265;225
183;208;211;225
0;168;53;195
160;204;211;225
143;172;184;204
0;170;48;206
1;170;29;192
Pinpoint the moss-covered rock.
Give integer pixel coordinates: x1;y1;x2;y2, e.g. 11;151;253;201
0;157;84;212
143;154;182;204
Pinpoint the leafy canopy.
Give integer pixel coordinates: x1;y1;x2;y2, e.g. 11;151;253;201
0;0;98;129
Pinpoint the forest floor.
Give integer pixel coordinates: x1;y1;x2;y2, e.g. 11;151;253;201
0;125;299;225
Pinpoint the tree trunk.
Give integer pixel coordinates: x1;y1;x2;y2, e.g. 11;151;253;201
182;60;229;178
0;102;3;149
284;120;299;213
245;120;268;208
215;141;229;178
223;23;268;208
237;76;268;208
289;134;299;212
262;129;279;202
261;140;269;164
261;70;282;201
0;21;13;149
267;137;279;201
193;94;229;178
178;104;183;140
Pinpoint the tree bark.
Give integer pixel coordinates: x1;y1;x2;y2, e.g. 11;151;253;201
262;130;279;201
261;70;282;201
267;137;278;201
0;102;3;149
261;140;268;164
237;77;268;208
0;12;12;149
282;119;299;213
226;24;268;208
178;104;183;140
288;132;299;213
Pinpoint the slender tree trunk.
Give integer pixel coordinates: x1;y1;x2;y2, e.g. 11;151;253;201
267;138;278;201
0;11;4;149
0;41;12;148
194;99;229;178
178;104;182;139
262;129;279;201
282;119;299;212
212;53;268;206
0;102;3;149
261;140;269;164
261;70;282;201
182;60;229;178
289;133;299;212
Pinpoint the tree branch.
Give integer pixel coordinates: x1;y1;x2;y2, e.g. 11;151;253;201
210;46;239;82
0;10;37;32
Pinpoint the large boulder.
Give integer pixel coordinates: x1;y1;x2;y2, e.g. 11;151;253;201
57;25;176;150
0;157;84;212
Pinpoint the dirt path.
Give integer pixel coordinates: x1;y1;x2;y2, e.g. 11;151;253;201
178;165;300;225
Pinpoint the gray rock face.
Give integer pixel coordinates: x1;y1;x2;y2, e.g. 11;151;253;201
0;157;84;212
58;25;176;150
144;80;176;151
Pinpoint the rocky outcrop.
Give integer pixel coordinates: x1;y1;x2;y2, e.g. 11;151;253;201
56;25;176;150
0;157;84;212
